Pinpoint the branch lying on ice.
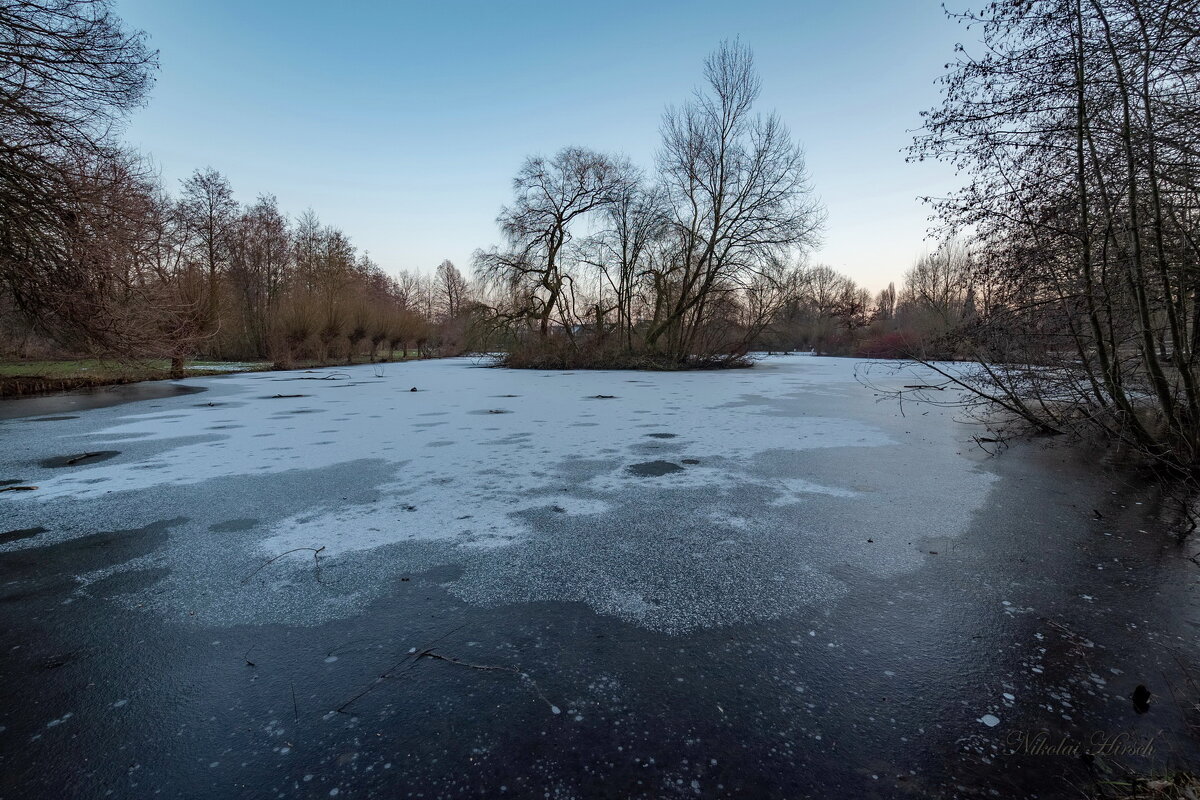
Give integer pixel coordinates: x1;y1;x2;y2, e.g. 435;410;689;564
241;545;326;584
420;650;561;715
335;624;467;713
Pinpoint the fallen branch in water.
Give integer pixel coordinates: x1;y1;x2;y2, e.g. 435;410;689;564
277;372;352;382
421;651;519;674
0;485;37;492
972;436;1000;455
66;452;106;465
420;651;560;715
241;546;326;584
335;624;467;713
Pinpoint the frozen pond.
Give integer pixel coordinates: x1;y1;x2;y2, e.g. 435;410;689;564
0;356;1197;798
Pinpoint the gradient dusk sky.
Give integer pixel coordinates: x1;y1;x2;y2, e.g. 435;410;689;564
114;1;970;291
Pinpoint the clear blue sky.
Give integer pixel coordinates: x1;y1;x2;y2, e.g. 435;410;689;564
115;0;967;292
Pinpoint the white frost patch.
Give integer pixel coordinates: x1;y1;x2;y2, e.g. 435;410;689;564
707;511;751;530
23;358;894;507
258;497;483;558
978;714;1001;727
20;359;905;567
537;496;611;516
185;362;259;372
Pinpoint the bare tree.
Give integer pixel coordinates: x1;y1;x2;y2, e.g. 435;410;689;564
226;194;291;355
647;40;825;361
179;167;236;335
434;259;469;319
587;159;668;349
875;283;897;322
475;147;617;336
473;41;824;368
914;0;1200;466
391;269;423;311
896;240;975;339
0;0;157;349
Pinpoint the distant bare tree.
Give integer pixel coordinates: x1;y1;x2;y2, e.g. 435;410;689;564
898;240;974;326
179;167;236;333
226;194;291;355
434;259;469;319
475;147;617;336
875;283;897;322
588;159;668;348
391;269;423;311
802;265;852;319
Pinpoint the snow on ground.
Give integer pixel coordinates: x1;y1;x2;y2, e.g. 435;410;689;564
1;355;997;633
184;362;263;372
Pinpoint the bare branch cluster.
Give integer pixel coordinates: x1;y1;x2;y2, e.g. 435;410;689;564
912;0;1200;468
472;40;826;368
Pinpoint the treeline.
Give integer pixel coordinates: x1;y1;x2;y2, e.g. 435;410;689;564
753;241;981;358
1;157;482;368
0;3;981;375
0;1;479;371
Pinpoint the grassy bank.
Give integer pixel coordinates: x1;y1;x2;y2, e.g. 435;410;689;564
0;353;424;398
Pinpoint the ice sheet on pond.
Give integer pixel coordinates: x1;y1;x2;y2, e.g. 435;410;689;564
0;356;996;632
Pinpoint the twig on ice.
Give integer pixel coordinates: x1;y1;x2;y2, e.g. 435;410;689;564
335;624;467;713
420;651;560;715
241;546;326;584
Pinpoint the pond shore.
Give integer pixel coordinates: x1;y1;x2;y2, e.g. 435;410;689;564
0;354;433;398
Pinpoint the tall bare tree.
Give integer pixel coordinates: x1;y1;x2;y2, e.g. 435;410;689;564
588;159;668;348
179;167;236;335
0;0;157;349
473;41;824;368
226;193;290;355
647;40;825;360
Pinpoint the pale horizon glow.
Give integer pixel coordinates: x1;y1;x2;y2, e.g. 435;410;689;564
116;0;969;292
